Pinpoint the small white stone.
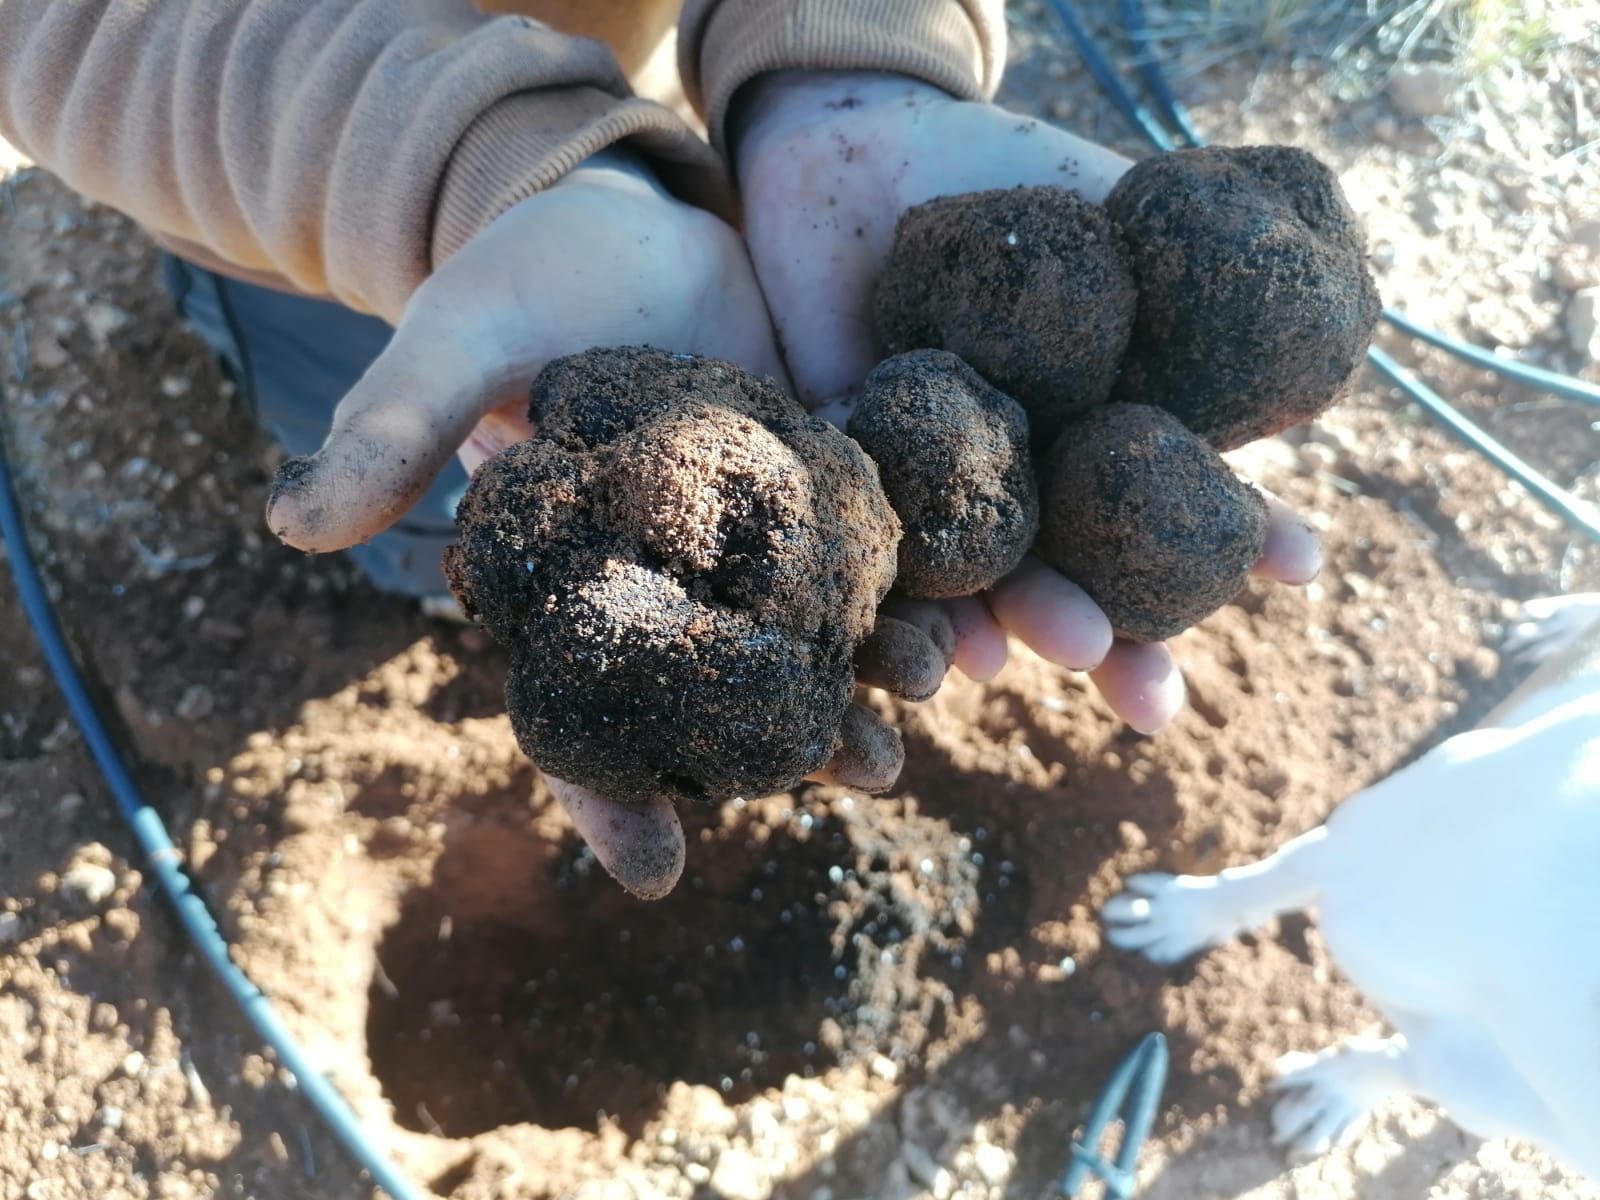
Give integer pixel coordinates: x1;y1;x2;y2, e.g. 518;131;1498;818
683;1163;711;1185
870;1054;899;1082
59;862;117;909
708;1149;765;1200
83;301;131;347
99;1105;124;1130
972;1143;1011;1185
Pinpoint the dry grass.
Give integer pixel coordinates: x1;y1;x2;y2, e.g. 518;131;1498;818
1137;0;1597;80
1134;0;1598;178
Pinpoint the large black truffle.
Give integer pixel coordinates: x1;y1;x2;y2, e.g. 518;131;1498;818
1036;404;1267;642
444;348;901;804
848;350;1038;599
1106;145;1381;450
874;186;1137;448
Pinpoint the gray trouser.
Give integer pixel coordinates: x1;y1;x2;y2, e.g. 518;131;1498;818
161;255;468;597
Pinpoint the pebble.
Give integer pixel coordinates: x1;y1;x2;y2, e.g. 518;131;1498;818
1388;63;1456;119
83;301;131;348
99;1105;124;1130
870;1054;899;1082
175;684;216;721
972;1143;1012;1185
31;335;69;371
1566;288;1600;361
708;1149;764;1200
59;862;117;909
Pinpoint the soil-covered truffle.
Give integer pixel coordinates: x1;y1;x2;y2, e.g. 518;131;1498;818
1036;405;1267;642
1106;145;1381;450
444;348;900;804
874;187;1137;448
847;351;1039;599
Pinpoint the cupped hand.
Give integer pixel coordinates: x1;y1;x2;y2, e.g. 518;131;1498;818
735;72;1323;732
264;149;943;900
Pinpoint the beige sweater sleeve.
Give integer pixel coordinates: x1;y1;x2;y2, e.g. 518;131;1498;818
0;0;727;322
679;0;1007;155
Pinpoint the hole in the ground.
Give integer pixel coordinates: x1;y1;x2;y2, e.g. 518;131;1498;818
365;795;1021;1138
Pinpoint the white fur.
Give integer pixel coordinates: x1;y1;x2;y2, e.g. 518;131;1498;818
1102;594;1600;1174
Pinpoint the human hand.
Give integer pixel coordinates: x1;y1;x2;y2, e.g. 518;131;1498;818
264;149;941;899
735;72;1323;731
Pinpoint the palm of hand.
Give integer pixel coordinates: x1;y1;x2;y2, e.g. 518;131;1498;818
736;73;1320;731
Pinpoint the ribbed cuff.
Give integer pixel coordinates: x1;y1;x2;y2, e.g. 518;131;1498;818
681;0;1003;156
431;89;734;269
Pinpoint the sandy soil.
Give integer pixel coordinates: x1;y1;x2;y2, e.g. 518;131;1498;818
2;7;1597;1200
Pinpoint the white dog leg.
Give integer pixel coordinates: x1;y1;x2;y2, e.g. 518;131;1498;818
1501;592;1600;665
1101;826;1333;964
1270;1035;1411;1158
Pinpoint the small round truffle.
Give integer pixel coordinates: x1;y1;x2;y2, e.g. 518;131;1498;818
1035;404;1267;643
847;351;1039;599
1106;145;1381;451
874;187;1138;448
444;348;901;804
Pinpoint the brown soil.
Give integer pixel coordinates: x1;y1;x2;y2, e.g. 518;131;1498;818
847;351;1039;600
1107;145;1383;451
444;348;899;805
873;186;1136;449
1037;405;1268;643
4;15;1599;1200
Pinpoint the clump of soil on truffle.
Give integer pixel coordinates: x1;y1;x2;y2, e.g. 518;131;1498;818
1036;405;1267;642
1106;145;1381;450
444;348;900;804
847;350;1039;599
874;187;1137;448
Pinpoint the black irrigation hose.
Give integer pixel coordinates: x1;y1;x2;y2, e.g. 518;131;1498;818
0;410;426;1200
1053;0;1600;542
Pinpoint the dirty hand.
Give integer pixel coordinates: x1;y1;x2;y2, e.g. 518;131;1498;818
264;148;942;900
735;71;1323;732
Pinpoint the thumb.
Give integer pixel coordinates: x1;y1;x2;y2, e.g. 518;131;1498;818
265;302;503;553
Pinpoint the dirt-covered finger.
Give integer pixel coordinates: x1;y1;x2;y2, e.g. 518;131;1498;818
546;776;686;901
854;616;948;701
810;704;904;793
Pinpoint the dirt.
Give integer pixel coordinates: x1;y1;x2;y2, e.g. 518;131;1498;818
873;186;1136;450
3;10;1600;1200
444;347;899;806
1108;145;1383;451
1037;405;1268;643
847;352;1039;600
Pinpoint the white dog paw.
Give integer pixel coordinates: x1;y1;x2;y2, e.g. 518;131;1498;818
1101;872;1229;964
1269;1042;1396;1159
1503;593;1600;666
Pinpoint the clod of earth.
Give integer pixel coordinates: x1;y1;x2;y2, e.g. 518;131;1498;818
1035;405;1267;643
847;350;1039;599
1107;145;1382;451
444;348;900;804
873;186;1137;449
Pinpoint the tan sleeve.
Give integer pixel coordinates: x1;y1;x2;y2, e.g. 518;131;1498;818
0;0;730;323
678;0;1007;155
